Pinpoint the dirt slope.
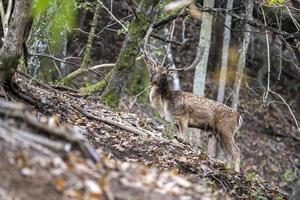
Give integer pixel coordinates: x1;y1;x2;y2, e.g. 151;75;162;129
0;74;289;199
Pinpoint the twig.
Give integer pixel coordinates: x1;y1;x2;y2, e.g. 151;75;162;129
28;53;106;78
192;6;300;39
90;63;115;70
129;85;150;109
98;0;127;31
29;53;81;67
150;34;183;46
132;7;139;20
153;11;188;29
269;89;300;138
181;16;189;43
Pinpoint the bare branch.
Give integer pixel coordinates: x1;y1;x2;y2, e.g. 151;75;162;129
269;90;300;138
261;6;271;103
98;0;127;31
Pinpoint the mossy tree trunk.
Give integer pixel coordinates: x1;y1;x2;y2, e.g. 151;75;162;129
0;0;30;85
79;70;113;95
26;0;66;83
127;57;150;102
101;0;159;108
58;2;101;86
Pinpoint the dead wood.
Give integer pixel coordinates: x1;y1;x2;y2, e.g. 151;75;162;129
74;105;150;136
72;105;185;148
0;99;100;162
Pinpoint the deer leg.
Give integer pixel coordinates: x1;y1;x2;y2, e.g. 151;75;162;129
219;135;240;172
176;118;188;141
214;135;222;159
207;133;223;159
207;133;217;158
232;142;240;172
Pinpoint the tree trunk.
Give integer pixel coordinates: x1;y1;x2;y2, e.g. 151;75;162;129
192;0;215;96
26;0;67;83
164;22;181;90
231;0;253;110
127;57;150;102
101;1;158;108
0;0;30;85
217;0;234;103
58;2;101;86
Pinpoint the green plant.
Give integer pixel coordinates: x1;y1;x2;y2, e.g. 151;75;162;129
251;189;268;200
164;123;177;140
283;169;297;183
268;0;285;5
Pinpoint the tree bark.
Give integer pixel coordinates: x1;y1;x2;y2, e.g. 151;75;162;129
0;0;30;85
165;22;181;90
217;0;234;103
26;0;61;83
101;1;158;108
192;0;215;96
231;0;254;110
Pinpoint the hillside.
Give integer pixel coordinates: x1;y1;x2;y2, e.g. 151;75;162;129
0;73;289;200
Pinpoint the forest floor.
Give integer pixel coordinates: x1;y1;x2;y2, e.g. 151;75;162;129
0;73;295;200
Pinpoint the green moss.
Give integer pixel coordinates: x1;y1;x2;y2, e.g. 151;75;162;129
100;1;159;108
127;58;150;102
102;89;120;108
79;70;113;95
79;79;108;95
27;1;63;83
57;67;86;86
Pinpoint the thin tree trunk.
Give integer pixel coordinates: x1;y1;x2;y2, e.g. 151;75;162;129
193;0;215;96
101;1;158;108
0;0;30;85
0;0;13;39
231;0;254;110
217;0;234;103
164;21;180;90
58;2;101;86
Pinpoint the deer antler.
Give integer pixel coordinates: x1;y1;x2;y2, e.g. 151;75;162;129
168;46;205;72
142;24;167;76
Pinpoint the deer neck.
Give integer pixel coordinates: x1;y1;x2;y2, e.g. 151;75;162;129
149;76;173;118
158;76;172;100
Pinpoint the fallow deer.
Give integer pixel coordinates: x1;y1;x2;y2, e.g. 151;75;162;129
148;65;242;172
142;25;241;172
